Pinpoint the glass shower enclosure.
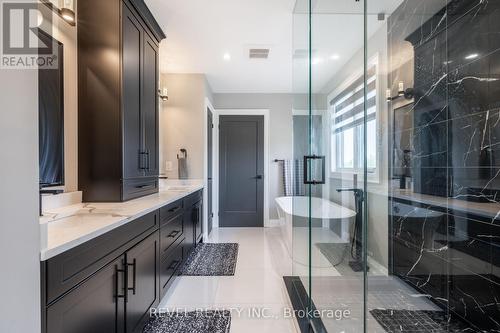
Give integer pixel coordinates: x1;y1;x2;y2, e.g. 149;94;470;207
288;0;500;332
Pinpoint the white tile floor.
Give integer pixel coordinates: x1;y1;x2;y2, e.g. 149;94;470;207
158;227;299;333
157;226;443;333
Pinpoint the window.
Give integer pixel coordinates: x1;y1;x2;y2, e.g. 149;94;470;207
330;64;378;176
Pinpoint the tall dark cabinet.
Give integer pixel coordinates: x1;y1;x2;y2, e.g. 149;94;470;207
78;0;165;202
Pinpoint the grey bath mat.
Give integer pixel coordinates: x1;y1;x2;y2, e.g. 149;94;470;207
179;243;238;276
143;310;231;333
370;309;473;332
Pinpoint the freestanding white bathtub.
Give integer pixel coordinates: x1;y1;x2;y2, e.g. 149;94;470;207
275;196;357;265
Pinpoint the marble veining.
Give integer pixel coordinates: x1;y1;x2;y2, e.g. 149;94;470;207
389;0;500;330
40;180;204;261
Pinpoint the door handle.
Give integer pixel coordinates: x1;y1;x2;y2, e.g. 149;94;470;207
127;259;137;295
115;263;127;302
255;175;263;179
303;155;326;185
139;151;148;170
146;149;151;170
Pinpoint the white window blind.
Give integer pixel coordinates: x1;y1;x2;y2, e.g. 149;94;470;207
330;66;377;173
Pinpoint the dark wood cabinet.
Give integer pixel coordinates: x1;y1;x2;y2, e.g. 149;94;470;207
125;231;160;333
193;200;203;244
183;190;203;254
42;195;204;333
78;0;165;202
143;33;160;178
46;256;125;333
122;4;144;181
159;236;185;299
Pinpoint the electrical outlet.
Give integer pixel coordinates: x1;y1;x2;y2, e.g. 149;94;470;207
165;161;173;171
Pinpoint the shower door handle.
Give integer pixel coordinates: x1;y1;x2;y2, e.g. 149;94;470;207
303;155;326;185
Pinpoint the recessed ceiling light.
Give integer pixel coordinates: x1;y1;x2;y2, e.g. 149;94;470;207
223;53;231;61
330;54;340;60
465;53;478;60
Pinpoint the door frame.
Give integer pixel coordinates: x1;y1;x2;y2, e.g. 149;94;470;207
213;109;270;228
203;98;215;240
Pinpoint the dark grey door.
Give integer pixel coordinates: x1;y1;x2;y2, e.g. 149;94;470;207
207;109;213;235
219;115;264;227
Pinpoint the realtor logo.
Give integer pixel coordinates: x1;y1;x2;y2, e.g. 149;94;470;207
1;1;57;69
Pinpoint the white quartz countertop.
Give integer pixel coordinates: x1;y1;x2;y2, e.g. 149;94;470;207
39;181;203;261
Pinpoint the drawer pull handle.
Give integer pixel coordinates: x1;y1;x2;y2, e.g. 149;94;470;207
167;260;180;270
168;206;181;213
135;184;153;189
167;230;180;238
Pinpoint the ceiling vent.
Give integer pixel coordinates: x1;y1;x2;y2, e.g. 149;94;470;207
249;48;270;59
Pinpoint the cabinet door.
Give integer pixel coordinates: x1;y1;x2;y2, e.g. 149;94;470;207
125;231;159;333
194;200;203;244
46;256;125;333
183;207;195;255
142;33;159;177
122;4;144;179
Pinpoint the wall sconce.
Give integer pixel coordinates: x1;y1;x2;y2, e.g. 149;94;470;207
60;0;75;25
41;0;75;26
387;86;414;102
158;88;168;101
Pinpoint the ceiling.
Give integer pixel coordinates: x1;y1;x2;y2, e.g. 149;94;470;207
146;0;405;94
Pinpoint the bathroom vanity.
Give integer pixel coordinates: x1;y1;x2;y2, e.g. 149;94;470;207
40;185;203;333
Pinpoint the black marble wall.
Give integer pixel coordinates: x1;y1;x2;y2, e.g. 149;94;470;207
407;0;500;198
389;0;500;331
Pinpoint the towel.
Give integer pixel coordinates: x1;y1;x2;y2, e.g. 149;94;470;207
282;159;305;196
178;157;188;179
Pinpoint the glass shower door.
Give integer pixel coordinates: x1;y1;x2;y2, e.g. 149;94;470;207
291;0;368;332
292;0;492;332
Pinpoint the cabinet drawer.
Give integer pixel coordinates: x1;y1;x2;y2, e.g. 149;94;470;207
160;214;183;254
45;211;158;305
160;199;183;224
160;237;184;297
122;178;158;201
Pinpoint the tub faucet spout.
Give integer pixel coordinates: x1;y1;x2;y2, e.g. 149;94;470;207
336;188;364;202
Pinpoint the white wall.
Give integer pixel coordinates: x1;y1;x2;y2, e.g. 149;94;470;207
0;36;41;333
160;73;212;179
